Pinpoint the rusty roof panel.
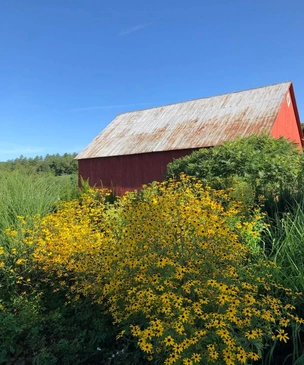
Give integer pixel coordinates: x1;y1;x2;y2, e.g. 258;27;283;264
76;82;291;159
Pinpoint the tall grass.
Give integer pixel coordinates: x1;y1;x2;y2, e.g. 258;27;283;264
0;171;78;233
267;202;304;297
264;201;304;364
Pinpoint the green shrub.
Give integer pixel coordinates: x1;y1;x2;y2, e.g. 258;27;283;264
166;135;303;215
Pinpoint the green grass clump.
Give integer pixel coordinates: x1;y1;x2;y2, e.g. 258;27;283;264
267;202;304;299
0;171;78;233
264;201;304;365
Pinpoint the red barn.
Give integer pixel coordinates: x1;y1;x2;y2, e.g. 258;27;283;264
76;82;303;195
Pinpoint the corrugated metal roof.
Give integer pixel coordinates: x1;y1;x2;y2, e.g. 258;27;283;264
76;82;291;159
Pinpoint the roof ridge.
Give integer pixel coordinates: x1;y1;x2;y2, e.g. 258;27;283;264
116;81;291;116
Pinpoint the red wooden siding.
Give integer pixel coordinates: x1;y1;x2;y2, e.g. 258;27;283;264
270;86;303;148
78;148;197;195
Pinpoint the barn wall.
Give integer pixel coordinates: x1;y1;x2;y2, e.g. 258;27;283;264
78;148;197;195
270;88;303;147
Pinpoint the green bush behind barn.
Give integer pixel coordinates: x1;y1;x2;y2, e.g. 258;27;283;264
166;135;304;215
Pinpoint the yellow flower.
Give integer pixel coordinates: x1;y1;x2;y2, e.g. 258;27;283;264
248;352;260;361
116;330;125;339
279;318;289;327
15;258;25;265
207;344;219;360
140;342;153;353
236;347;247;364
237;352;247;364
245;329;259;340
217;294;229;305
195;329;206;338
242;307;252;317
167;352;180;364
163;336;175;346
276;329;289;343
192;353;201;363
173;343;184;354
130;325;141;336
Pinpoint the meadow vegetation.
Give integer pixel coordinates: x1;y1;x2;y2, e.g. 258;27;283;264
0;138;304;365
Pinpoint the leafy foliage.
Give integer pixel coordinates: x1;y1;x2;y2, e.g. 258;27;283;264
166;135;303;213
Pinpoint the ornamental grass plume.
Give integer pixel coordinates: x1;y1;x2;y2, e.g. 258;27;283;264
12;175;302;365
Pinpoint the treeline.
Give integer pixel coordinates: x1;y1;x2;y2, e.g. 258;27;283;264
0;152;78;176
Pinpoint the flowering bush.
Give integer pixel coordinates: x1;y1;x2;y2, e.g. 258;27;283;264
0;198;133;365
7;176;302;364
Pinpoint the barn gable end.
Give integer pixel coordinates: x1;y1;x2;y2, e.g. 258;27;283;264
270;84;303;147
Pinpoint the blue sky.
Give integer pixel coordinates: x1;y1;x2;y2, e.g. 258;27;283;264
0;0;303;161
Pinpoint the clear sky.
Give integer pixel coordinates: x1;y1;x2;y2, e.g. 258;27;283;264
1;0;304;161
